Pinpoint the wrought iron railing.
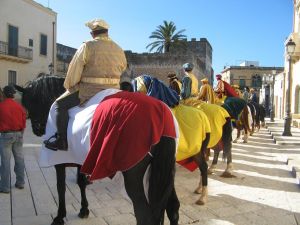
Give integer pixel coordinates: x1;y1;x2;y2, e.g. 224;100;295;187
0;40;32;60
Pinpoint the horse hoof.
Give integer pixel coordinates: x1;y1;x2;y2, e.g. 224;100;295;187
233;139;237;143
51;217;64;225
220;171;236;178
195;199;206;205
243;140;248;143
78;208;90;218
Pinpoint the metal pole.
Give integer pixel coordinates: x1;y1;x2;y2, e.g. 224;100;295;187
282;56;292;136
270;74;275;122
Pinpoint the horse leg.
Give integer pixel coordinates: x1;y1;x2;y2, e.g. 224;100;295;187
123;154;155;225
208;150;219;174
243;127;249;143
193;134;209;205
76;166;89;219
221;119;234;177
52;165;66;225
165;187;180;225
233;126;240;143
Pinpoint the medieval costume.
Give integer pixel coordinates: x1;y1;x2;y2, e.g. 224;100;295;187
198;78;216;104
44;19;127;151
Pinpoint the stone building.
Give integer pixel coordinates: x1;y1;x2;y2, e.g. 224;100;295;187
220;62;283;91
125;38;213;86
0;0;57;87
56;43;76;76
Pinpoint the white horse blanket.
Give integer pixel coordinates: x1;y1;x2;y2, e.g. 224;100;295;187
39;89;120;167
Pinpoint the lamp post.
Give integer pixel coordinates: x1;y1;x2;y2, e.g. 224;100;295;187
269;70;276;122
48;63;54;75
282;39;296;136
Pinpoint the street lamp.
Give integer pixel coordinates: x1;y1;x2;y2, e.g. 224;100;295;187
48;63;54;75
282;39;296;136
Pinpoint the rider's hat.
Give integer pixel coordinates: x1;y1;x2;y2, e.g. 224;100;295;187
201;78;208;83
216;74;222;79
182;63;194;71
85;19;109;31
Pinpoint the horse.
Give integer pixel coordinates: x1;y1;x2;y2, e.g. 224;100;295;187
132;75;233;205
185;81;250;174
248;101;266;131
15;74;180;225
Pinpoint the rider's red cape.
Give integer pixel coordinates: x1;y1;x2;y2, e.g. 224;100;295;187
223;81;239;97
80;91;176;181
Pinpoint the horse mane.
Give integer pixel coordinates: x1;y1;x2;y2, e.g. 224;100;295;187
24;74;65;106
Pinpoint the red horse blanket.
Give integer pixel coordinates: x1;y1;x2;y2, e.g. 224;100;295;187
81;91;177;180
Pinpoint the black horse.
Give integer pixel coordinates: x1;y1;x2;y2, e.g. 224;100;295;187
15;74;179;225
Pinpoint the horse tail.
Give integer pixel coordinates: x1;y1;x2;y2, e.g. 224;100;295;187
149;136;176;222
242;106;251;131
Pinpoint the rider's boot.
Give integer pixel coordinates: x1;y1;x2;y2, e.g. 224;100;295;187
44;133;68;151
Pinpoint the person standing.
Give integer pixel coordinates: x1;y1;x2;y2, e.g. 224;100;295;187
249;88;258;103
44;18;127;151
0;85;26;193
243;87;250;102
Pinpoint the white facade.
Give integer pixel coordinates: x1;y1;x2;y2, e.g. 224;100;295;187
239;61;259;67
0;0;57;87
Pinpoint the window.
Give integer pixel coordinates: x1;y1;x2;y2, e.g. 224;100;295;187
8;25;18;57
29;39;33;47
8;70;17;85
239;79;245;88
40;34;47;55
252;74;262;88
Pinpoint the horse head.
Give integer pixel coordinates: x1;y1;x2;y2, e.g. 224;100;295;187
15;74;65;136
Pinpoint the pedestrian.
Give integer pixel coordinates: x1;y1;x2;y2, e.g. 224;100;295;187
181;63;199;100
44;18;127;151
0;85;27;193
243;86;250;102
249;88;258;103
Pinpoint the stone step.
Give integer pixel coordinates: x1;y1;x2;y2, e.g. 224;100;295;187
248;136;274;143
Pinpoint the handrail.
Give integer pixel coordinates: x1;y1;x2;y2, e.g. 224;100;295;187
0;40;32;60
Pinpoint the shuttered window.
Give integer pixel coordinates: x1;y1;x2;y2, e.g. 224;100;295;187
40;34;47;55
8;70;17;85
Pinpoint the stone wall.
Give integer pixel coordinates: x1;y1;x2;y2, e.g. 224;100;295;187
125;38;213;86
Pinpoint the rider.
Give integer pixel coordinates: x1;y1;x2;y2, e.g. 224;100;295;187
167;72;182;96
198;78;216;104
181;63;199;101
214;74;239;99
44;18;127;151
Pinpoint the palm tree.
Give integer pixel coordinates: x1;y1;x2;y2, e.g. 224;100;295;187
146;21;187;53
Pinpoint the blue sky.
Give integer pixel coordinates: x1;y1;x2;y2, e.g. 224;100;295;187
35;0;293;74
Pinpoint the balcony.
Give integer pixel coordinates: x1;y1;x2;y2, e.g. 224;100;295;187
0;40;32;63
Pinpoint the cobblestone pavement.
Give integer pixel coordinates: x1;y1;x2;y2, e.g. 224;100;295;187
0;122;299;225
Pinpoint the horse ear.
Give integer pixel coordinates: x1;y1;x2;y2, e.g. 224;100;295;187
14;85;25;93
